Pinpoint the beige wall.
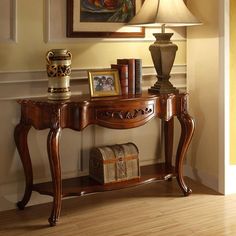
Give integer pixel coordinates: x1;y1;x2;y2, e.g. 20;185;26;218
0;0;187;211
186;0;236;194
0;0;186;71
187;0;220;190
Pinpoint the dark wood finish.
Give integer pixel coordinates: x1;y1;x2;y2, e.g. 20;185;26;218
66;0;145;38
33;164;175;197
164;117;174;169
14;92;195;226
14;123;33;210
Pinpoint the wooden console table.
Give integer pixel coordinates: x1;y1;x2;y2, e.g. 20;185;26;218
14;92;195;226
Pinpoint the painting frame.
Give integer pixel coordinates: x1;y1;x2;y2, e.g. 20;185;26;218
88;69;121;97
66;0;145;38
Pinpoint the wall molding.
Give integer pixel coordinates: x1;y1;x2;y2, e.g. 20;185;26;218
0;65;186;100
219;0;230;194
0;65;186;84
0;0;17;42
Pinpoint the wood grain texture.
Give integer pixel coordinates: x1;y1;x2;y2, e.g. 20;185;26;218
1;178;235;236
14;92;194;225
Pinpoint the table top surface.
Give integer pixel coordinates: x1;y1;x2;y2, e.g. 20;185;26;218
18;92;186;105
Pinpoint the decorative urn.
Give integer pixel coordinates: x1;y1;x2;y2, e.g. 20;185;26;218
46;49;72;100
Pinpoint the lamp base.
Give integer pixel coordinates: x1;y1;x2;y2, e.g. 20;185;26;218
148;77;179;94
149;33;178;94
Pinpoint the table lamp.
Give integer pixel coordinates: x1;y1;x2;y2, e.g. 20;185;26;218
128;0;201;94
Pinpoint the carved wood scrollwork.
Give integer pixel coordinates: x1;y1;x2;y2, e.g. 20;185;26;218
98;107;153;120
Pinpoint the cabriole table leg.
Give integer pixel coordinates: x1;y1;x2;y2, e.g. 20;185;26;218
14;123;33;209
176;113;195;196
164;118;174;170
47;128;62;226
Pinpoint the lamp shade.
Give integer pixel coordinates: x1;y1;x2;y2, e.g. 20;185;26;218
128;0;201;27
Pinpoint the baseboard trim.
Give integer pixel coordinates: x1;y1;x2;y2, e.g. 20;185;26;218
184;165;219;193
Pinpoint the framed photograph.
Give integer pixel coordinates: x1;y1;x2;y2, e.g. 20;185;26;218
67;0;145;38
88;69;121;97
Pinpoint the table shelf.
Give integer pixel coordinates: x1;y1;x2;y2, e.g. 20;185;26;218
33;163;176;197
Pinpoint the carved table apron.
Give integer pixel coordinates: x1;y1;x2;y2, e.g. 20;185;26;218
14;92;195;226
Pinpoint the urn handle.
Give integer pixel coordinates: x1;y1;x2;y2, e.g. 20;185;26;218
67;51;72;60
46;50;54;64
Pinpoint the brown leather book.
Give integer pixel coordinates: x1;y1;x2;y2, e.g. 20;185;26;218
135;59;142;94
111;64;128;95
117;59;135;95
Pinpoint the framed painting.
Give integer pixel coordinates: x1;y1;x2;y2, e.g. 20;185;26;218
67;0;145;38
88;69;121;97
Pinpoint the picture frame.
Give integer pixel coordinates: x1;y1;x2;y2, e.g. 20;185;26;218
66;0;145;38
88;69;121;97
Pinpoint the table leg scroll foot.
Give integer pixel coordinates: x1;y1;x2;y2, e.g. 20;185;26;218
184;188;192;196
16;186;32;210
48;197;62;226
17;201;26;210
17;191;32;210
177;176;192;196
48;216;58;227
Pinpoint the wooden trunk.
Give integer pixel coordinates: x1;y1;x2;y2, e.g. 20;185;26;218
89;142;140;184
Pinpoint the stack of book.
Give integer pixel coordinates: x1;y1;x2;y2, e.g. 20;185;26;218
111;58;142;95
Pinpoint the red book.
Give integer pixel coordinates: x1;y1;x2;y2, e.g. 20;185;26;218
111;64;128;95
117;59;135;95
